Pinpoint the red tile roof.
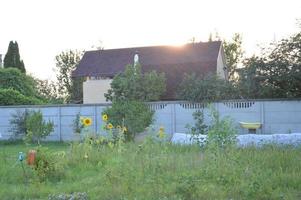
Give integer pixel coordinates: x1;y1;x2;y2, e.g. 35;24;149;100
73;41;222;99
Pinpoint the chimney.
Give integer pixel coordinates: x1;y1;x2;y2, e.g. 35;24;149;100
0;54;2;68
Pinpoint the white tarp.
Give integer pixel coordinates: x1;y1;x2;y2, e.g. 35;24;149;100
171;133;301;147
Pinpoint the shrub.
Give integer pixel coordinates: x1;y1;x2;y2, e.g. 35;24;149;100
33;146;65;182
105;64;166;102
25;110;54;145
0;88;43;105
187;106;237;148
207;107;237;148
103;100;154;141
0;68;36;97
9;109;30;140
177;73;238;102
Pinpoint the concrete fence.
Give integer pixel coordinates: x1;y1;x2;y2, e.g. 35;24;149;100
0;99;301;141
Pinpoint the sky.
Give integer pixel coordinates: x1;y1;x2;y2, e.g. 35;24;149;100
0;0;301;80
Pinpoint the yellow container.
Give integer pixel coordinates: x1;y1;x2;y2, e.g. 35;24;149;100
239;122;261;129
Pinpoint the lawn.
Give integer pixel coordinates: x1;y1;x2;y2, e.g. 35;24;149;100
1;140;301;200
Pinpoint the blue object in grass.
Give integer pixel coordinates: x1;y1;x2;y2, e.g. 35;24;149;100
18;152;25;162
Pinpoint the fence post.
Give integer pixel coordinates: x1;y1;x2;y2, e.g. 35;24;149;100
260;101;265;134
58;106;62;141
171;103;176;135
94;105;98;134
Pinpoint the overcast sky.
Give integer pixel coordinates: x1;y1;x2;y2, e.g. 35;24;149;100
0;0;301;80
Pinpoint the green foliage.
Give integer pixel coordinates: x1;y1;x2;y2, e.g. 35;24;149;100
223;33;244;82
186;106;237;148
24;110;54;145
33;146;66;182
177;73;238;102
9;109;30;140
207;107;237;148
207;32;244;82
0;88;43;106
0;68;36;97
103;100;154;141
238;31;301;99
105;64;166;102
72;113;84;135
1;142;301;199
55;50;83;103
3;41;26;73
35;79;64;104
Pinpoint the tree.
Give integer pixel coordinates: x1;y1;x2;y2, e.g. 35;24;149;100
177;73;238;102
55;50;83;103
223;33;244;82
207;33;244;82
35;79;64;104
105;64;166;102
237;31;301;99
4;41;26;73
0;68;36;97
25;110;54;145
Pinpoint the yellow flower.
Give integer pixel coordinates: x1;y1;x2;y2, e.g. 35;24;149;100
116;125;121;129
123;127;127;132
83;117;92;126
102;114;108;122
107;123;113;129
158;131;165;139
159;126;165;132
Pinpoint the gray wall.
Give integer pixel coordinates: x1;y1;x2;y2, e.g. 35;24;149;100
1;100;301;141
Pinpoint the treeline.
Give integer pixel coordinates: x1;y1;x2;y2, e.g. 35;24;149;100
0;41;83;105
177;30;301;102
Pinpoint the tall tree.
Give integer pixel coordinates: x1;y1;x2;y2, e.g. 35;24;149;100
207;33;244;82
223;33;244;82
55;50;83;103
4;41;26;73
237;31;301;99
105;64;166;102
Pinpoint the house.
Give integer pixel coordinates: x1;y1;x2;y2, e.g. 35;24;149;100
72;41;228;104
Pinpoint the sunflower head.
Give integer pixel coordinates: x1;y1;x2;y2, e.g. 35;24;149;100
83;117;92;126
107;123;113;129
102;114;108;122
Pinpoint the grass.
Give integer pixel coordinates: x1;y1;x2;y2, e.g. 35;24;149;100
1;140;301;200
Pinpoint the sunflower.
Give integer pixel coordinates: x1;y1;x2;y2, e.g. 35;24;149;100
107;123;113;129
159;126;165;132
102;114;108;122
83;117;92;126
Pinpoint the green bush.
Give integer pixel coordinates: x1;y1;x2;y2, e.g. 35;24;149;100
103;100;154;141
0;88;43;105
0;68;36;97
25;110;54;145
105;64;166;102
33;146;66;182
177;73;238;102
187;106;237;148
207;107;237;148
9;109;30;140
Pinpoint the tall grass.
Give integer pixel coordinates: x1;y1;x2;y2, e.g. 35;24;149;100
0;141;301;199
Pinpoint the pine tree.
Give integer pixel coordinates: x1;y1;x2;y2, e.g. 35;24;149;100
4;41;26;73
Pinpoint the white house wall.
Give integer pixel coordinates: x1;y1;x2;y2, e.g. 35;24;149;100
216;47;227;80
83;79;112;104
